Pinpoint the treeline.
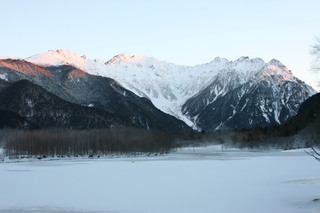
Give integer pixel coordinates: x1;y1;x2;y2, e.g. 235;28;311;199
0;128;175;159
1;117;319;160
231;109;320;149
179;94;320;149
176;123;320;150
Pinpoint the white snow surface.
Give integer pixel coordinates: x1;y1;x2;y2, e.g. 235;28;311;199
0;73;8;81
26;49;316;127
0;147;320;213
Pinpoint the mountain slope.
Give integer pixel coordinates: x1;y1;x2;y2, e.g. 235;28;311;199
0;80;129;129
289;92;320;135
27;50;228;126
45;65;193;134
183;59;316;131
236;93;320;147
0;110;37;129
26;49;317;131
0;60;193;134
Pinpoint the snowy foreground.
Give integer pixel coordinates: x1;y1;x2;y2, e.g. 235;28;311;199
1;146;320;213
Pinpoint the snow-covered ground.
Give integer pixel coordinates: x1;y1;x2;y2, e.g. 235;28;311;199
0;146;320;213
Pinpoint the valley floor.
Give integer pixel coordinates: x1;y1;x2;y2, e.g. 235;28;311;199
0;146;320;213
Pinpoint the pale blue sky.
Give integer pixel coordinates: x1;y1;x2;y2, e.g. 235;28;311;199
1;0;319;89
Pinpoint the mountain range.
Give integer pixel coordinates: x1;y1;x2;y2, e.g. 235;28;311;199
0;59;191;134
0;49;317;133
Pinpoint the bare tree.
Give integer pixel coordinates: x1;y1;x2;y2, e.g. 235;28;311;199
311;37;320;89
305;147;320;162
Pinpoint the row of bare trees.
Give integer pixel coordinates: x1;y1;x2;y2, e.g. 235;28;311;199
0;128;175;159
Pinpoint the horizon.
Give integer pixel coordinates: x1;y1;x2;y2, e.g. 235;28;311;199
1;0;320;90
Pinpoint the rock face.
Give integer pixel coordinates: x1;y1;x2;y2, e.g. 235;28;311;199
252;92;320;144
0;59;192;134
182;59;316;131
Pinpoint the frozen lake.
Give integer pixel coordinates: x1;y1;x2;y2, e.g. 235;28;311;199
0;146;320;213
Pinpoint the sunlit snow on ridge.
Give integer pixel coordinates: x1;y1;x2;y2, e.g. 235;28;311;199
26;49;317;128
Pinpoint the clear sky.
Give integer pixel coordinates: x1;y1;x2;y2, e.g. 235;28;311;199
1;0;319;90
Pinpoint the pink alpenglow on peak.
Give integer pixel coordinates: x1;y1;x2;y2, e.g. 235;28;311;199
26;49;86;69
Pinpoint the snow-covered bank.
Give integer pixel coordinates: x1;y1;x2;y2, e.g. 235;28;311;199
0;147;319;213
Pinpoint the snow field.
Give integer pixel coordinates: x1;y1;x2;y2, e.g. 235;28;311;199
0;147;319;213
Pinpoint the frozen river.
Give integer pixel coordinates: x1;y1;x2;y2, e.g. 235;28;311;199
0;146;320;213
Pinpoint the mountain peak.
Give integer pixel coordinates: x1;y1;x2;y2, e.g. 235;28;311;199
268;59;284;66
105;53;148;65
26;49;85;68
46;49;81;60
208;57;229;64
234;56;265;64
237;56;250;61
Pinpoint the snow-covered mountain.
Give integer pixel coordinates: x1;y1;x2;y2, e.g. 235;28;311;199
27;50;213;126
0;59;192;134
26;49;317;131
